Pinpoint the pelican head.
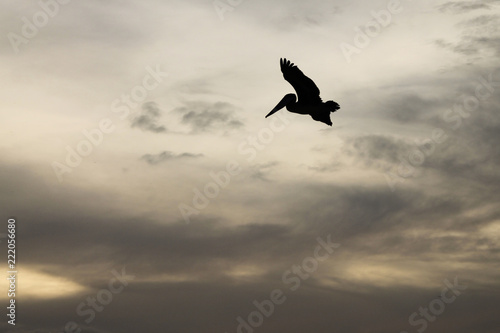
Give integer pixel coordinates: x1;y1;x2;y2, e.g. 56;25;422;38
265;93;296;118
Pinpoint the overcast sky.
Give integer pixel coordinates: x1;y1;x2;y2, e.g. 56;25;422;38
1;0;500;332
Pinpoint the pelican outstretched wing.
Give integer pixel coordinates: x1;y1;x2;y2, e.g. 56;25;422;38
280;58;322;104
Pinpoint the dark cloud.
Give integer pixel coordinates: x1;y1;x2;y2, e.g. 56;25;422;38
140;151;203;165
3;153;500;333
131;102;167;133
342;69;500;192
174;101;243;134
8;162;496;282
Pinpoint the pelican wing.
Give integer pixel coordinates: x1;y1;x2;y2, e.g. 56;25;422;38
280;58;322;104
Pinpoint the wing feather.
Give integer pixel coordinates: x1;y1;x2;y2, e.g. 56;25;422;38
280;58;322;104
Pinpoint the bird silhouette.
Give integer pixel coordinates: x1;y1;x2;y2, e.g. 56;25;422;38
266;58;340;126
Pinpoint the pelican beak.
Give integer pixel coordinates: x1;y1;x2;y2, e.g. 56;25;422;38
265;94;294;118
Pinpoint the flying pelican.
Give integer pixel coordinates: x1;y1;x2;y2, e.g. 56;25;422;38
266;58;340;126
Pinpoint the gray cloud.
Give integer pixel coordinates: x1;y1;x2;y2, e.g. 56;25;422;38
435;11;500;59
308;134;416;174
3;148;500;333
438;1;493;14
174;101;243;134
244;0;342;31
436;35;500;58
384;93;446;124
342;134;410;165
141;151;204;165
131;102;166;133
8;161;496;281
423;88;500;184
247;162;280;182
3;1;500;333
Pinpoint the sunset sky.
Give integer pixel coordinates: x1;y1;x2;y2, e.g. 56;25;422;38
1;0;499;332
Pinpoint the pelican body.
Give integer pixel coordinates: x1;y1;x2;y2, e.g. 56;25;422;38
266;58;340;126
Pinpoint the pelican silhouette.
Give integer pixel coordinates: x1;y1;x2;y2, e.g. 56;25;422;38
266;58;340;126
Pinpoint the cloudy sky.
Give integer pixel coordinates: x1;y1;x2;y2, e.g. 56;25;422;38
1;0;500;332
